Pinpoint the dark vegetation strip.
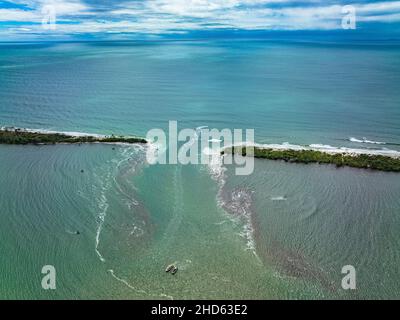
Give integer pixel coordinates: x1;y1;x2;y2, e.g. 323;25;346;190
0;129;147;145
223;146;400;172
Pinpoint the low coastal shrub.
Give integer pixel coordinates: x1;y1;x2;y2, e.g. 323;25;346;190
223;146;400;172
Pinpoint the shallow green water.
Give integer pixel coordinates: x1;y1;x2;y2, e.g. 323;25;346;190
0;41;399;299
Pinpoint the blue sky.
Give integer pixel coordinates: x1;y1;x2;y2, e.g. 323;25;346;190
1;0;400;40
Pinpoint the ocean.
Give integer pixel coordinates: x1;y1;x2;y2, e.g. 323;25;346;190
0;40;399;299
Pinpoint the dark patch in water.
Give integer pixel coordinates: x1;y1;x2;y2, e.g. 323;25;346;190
220;185;337;294
113;152;156;248
261;240;337;293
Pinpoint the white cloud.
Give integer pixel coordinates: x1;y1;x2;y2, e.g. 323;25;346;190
42;0;89;16
356;1;400;13
359;12;400;22
1;0;400;37
0;9;40;22
0;0;90;18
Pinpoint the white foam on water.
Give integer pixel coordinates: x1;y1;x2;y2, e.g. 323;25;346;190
22;127;106;138
113;146;144;205
96;147;176;299
145;140;167;165
232;141;400;158
215;186;260;261
214;220;229;226
271;196;287;201
196;126;208;131
129;225;144;237
65;229;79;235
202;147;226;181
95;193;108;263
108;269;148;295
309;143;400;157
200;141;260;259
94;146;143;264
349;137;386;145
108;270;173;299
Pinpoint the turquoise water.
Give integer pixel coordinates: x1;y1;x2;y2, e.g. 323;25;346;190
0;41;399;299
1;41;400;147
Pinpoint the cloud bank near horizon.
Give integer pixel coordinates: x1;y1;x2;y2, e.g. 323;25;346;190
1;0;400;40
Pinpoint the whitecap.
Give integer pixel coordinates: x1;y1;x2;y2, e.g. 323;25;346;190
349;137;386;145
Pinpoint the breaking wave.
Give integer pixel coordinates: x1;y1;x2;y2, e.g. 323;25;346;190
235;141;400;158
1;126;107;138
349;137;386;145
